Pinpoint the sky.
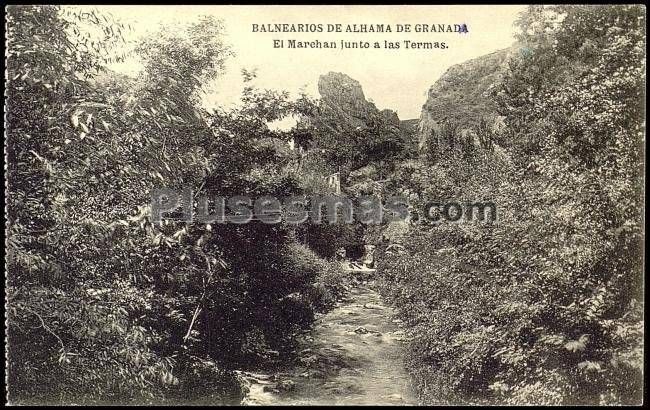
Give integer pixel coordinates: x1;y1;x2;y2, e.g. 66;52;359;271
72;5;526;120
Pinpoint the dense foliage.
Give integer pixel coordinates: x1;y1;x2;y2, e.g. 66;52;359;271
377;5;644;405
5;4;644;406
6;6;347;404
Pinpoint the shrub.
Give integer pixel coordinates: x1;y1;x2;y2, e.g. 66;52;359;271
5;6;348;404
377;7;644;404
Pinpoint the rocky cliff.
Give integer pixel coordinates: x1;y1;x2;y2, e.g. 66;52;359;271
308;72;411;170
417;46;517;149
316;73;416;144
317;72;390;133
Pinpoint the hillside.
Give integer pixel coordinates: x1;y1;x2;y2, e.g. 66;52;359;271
304;72;412;171
417;46;517;148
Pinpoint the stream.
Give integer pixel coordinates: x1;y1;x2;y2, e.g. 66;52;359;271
240;282;418;405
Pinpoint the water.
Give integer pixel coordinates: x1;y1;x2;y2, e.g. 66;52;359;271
241;283;418;405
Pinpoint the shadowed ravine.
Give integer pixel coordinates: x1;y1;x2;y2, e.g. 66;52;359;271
240;283;417;405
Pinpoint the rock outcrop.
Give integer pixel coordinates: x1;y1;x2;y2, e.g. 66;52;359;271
317;72;376;132
417;46;517;150
307;72;412;170
316;72;400;136
314;73;419;152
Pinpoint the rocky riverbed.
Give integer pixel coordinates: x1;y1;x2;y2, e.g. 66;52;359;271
240;283;417;405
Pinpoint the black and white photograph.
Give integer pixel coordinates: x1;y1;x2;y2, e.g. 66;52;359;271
4;4;646;405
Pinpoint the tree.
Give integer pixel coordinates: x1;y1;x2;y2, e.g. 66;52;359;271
6;6;346;404
377;5;644;405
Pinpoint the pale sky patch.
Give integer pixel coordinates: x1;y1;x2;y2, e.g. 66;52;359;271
69;5;525;120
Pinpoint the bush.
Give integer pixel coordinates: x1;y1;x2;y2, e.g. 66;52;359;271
283;242;349;311
380;147;643;405
5;6;348;404
376;5;644;405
